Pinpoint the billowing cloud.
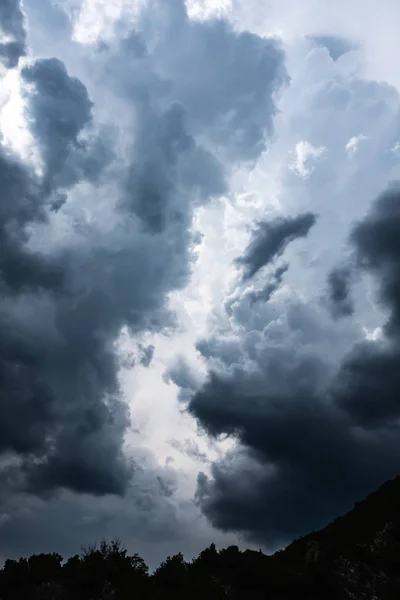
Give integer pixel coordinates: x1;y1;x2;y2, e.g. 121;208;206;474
0;0;26;68
333;185;400;424
188;183;400;548
308;35;357;61
4;0;400;569
0;0;286;517
0;447;238;570
86;0;287;165
164;356;203;403
248;263;289;304
182;37;400;547
143;1;287;163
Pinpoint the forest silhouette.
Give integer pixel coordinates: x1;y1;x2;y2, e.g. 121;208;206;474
2;476;400;599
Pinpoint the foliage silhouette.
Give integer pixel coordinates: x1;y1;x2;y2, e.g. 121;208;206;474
2;477;400;599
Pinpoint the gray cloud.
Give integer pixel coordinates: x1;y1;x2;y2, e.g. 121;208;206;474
237;213;317;280
333;184;400;424
350;184;400;334
0;51;132;496
123;101;226;233
139;345;155;368
169;438;209;464
326;265;354;318
248;263;289;304
188;183;400;548
0;0;26;68
156;16;287;162
164;356;202;403
309;35;357;61
0;0;286;512
97;0;287;164
0;449;224;570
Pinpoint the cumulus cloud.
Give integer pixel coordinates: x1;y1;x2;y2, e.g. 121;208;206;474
345;134;369;158
178;33;400;548
4;0;400;568
164;356;203;403
0;0;286;556
290;140;326;178
87;0;287;164
188;183;400;548
308;35;357;61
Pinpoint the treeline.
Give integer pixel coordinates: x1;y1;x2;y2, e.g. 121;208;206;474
0;538;338;600
3;477;400;598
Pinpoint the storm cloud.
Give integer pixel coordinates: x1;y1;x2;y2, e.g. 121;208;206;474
189;184;400;547
327;265;354;318
0;0;286;506
4;0;400;568
0;0;26;68
237;212;317;280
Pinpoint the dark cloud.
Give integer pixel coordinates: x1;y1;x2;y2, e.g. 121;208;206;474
124;101;226;233
332;184;400;424
248;263;289;304
237;213;317;280
0;0;286;507
22;58;92;160
157;16;287;162
309;35;357;61
0;0;26;68
333;341;400;428
139;345;155;368
188;184;400;548
164;357;202;402
350;184;400;334
99;0;287;164
0;54;131;496
326;265;354;318
190;361;399;546
165;357;200;391
21;58;114;191
0;450;210;570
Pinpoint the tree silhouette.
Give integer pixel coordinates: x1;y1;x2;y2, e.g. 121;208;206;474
2;477;400;599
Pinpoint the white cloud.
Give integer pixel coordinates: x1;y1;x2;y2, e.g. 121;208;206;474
363;326;383;341
72;0;145;44
289;140;326;178
229;0;400;91
186;0;232;20
0;66;41;170
345;134;368;157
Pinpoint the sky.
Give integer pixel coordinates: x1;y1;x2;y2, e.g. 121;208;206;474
1;0;400;569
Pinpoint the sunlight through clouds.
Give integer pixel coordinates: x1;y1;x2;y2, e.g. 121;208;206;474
0;68;42;172
186;0;232;20
72;0;145;44
2;0;400;567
